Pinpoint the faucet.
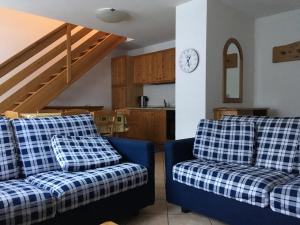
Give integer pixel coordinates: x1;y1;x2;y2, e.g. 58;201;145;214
163;99;168;108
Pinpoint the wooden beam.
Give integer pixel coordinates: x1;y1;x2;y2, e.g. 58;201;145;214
0;27;92;96
66;24;72;83
0;23;76;78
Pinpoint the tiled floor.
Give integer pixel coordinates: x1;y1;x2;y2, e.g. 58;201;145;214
117;152;228;225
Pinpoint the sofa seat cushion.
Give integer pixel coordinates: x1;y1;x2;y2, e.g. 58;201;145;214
51;135;122;172
270;176;300;218
173;159;295;207
0;180;56;225
222;116;300;173
26;163;148;213
0;117;19;181
12;114;98;177
193;119;255;165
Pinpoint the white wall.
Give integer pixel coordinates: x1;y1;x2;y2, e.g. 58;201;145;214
0;8;63;63
206;0;255;118
176;0;207;139
254;9;300;116
49;54;113;108
143;84;175;107
128;40;176;107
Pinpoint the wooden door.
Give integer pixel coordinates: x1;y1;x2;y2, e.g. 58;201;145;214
111;56;127;87
133;55;146;84
153;52;163;83
153;110;167;143
162;48;175;83
112;87;127;110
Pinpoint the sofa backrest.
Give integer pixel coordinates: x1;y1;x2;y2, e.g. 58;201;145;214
11;114;98;177
193;119;256;165
222;116;300;173
0;117;19;181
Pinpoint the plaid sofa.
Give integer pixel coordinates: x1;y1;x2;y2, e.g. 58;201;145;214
0;114;155;225
165;117;300;225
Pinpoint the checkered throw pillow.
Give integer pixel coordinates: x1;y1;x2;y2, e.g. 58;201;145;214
0;117;19;181
223;116;300;173
51;135;122;171
193;119;255;165
11;114;98;177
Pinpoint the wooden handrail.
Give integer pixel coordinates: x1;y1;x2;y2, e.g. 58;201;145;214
0;27;92;96
0;23;76;79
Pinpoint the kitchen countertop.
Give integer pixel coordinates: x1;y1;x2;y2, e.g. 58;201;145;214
128;107;175;110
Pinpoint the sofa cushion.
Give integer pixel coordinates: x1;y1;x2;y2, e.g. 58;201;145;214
270;176;300;218
193;119;255;165
222;116;300;173
51;135;122;172
0;179;56;225
173;159;295;207
26;163;148;213
0;117;19;181
11;114;98;177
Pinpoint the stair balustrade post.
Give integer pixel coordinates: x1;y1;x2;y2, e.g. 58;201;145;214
66;24;72;83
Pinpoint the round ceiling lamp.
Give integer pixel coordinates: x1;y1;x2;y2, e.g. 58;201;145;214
96;8;129;23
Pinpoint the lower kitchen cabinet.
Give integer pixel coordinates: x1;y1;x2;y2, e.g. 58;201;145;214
121;109;170;144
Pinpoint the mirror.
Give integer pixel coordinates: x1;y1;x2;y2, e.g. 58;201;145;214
223;38;243;103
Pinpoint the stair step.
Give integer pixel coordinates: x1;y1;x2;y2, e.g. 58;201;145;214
80;50;89;56
51;73;60;77
14;101;23;105
28;92;36;95
61;66;67;71
41;82;48;86
72;57;80;63
89;44;97;49
97;37;105;43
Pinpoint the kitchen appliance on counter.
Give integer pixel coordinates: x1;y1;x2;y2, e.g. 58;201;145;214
138;96;149;108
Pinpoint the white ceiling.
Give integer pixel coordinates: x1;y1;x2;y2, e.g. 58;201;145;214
1;0;300;50
221;0;300;18
0;0;189;49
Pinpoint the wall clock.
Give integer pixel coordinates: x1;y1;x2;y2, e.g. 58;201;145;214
179;48;199;73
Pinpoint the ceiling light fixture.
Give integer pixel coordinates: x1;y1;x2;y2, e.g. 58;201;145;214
96;8;129;23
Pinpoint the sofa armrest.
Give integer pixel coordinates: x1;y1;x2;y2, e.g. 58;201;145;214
164;138;195;168
164;138;195;196
108;137;154;169
108;137;155;204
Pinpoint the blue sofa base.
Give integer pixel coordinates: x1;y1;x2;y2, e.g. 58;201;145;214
165;138;300;225
167;180;300;225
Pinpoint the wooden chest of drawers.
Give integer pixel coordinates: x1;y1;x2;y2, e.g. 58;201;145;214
214;108;268;120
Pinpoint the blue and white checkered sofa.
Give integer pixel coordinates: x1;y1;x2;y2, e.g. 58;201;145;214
0;114;155;225
165;116;300;225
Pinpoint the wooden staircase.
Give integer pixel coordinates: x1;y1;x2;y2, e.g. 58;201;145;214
0;23;126;113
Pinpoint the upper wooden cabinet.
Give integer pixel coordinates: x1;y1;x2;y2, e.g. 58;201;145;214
111;56;142;110
133;48;175;84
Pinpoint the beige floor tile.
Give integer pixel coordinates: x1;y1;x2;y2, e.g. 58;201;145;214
210;219;229;225
126;214;168;225
140;199;168;214
167;203;183;215
155;187;166;200
168;213;212;225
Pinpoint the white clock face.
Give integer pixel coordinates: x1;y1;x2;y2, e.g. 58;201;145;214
179;49;199;73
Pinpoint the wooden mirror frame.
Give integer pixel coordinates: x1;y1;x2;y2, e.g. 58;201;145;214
223;38;243;103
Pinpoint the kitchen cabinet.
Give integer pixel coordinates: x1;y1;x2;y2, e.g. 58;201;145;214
133;48;175;84
111;56;143;110
122;109;168;144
